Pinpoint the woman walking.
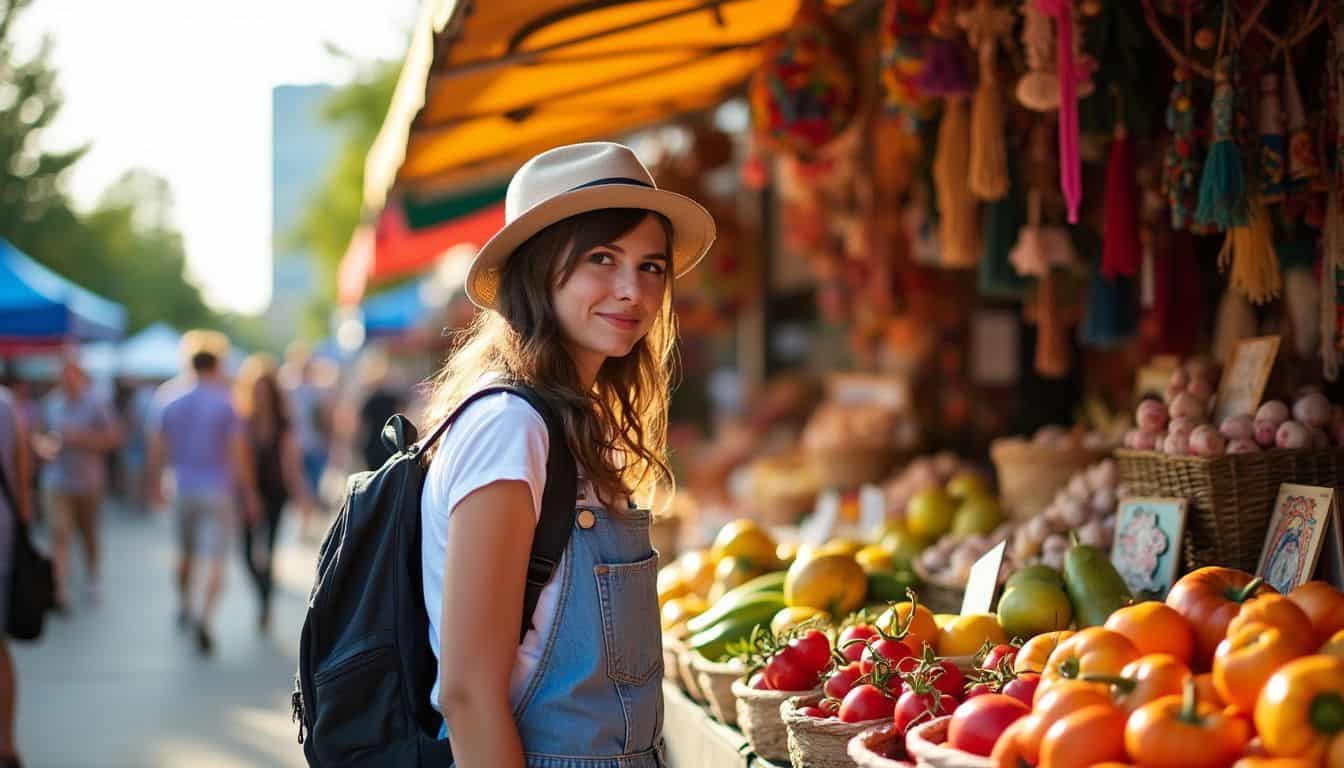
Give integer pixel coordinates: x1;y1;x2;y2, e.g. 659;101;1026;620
420;142;715;767
234;355;312;630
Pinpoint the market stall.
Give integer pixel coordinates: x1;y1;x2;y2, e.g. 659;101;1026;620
0;237;126;352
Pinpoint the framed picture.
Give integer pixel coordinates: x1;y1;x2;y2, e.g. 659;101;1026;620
1257;484;1337;595
1214;336;1280;422
1111;497;1188;600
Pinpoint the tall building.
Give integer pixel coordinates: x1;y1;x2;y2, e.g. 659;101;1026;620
268;83;339;338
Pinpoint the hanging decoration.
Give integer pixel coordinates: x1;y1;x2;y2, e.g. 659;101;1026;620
748;0;859;158
1257;73;1287;203
1082;229;1139;347
1034;0;1086;223
1282;54;1321;188
880;0;939;122
1194;56;1248;231
1010;188;1078;276
1162;68;1206;232
926;3;980;268
1102;91;1141;278
1218;195;1282;304
1028;270;1078;377
958;0;1016;201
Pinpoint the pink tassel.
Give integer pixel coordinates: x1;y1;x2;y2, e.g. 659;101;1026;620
1035;0;1082;223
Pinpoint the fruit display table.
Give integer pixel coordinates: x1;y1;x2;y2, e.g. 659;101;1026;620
662;681;788;768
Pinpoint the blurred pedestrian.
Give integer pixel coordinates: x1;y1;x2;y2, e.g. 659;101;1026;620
117;379;157;512
234;354;312;631
355;350;403;471
37;359;119;610
0;383;32;768
281;342;329;536
147;331;259;655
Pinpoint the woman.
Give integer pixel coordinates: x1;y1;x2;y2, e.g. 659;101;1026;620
420;142;715;767
234;354;312;630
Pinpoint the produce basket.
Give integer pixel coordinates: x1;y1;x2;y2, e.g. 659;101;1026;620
904;716;993;768
805;445;904;490
749;452;823;525
661;635;684;692
689;654;746;726
781;694;888;768
1115;447;1344;571
848;723;916;767
732;677;820;764
990;438;1112;518
676;644;707;704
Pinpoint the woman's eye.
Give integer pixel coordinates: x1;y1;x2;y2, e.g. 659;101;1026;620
641;261;667;275
588;251;614;265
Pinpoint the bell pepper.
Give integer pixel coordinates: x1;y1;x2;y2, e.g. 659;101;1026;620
1125;677;1250;768
1038;704;1128;768
1226;594;1316;648
1193;672;1224;707
1214;623;1309;713
1166;567;1276;670
1231;757;1319;767
1324;628;1344;659
1253;654;1344;760
1289;582;1344;646
1104;601;1195;665
1015;630;1075;675
1038;628;1140;698
1084;653;1191;713
1017;680;1115;764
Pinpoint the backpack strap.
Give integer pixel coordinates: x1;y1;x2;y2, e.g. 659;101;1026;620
414;383;578;645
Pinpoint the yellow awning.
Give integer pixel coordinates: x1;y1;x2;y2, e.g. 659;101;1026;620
365;0;862;210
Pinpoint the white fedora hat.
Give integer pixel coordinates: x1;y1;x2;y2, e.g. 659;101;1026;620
464;142;717;309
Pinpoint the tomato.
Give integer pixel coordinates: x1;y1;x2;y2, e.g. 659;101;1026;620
1212;623;1307;713
1091;653;1191;714
1105;602;1195;666
839;624;879;662
839;683;896;723
824;660;863;700
1225;594;1316;645
861;637;915;676
749;671;769;689
789;629;833;675
1125;678;1250;768
947;693;1030;756
764;645;821;691
895;687;955;734
1038;704;1128;768
927;658;965;702
1001;673;1041;707
878;594;940;654
1166;567;1276;670
1019;681;1116;764
820;696;840;716
1287;582;1344;646
798;705;828;718
990;715;1036;768
981;643;1018;672
965;682;995;700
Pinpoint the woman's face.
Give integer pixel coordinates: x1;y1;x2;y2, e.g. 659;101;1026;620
552;214;669;383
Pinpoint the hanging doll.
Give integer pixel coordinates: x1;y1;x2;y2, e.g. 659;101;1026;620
1194;56;1247;231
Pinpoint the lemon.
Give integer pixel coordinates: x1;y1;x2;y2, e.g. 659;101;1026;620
775;540;800;569
818;538;865;558
661;595;708;633
707;556;764;602
905;488;956;541
879;527;928;569
676;549;717;597
936;613;1008;657
784;553;868;617
771;606;830;635
951;495;1004;537
997;581;1073;640
657;563;689;607
945;472;990;500
711;520;778;569
934;613;959;629
854;545;894;573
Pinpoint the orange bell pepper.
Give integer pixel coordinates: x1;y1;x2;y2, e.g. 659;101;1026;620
1038;704;1127;768
1194;672;1224;707
1018;680;1116;764
1105;601;1195;665
1226;594;1316;647
1038;628;1140;698
1014;630;1075;675
1084;653;1191;713
1124;677;1250;768
1253;654;1344;760
1290;582;1344;647
1166;567;1276;670
1214;623;1309;713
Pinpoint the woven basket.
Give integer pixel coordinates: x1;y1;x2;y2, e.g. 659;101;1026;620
732;677;820;764
991;438;1112;518
781;694;889;768
806;446;903;490
1115;447;1344;572
677;645;707;704
750;452;823;526
848;723;916;767
905;716;994;768
690;655;746;726
662;636;684;692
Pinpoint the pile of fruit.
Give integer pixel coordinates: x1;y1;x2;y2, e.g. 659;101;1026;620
1002;458;1126;572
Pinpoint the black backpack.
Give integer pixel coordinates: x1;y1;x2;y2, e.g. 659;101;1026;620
293;384;577;766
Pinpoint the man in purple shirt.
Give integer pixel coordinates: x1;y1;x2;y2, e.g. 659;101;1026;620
147;332;259;654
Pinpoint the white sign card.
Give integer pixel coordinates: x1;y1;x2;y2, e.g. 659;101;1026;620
961;540;1007;616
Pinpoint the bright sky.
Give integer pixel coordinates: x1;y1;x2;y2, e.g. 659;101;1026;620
15;0;420;315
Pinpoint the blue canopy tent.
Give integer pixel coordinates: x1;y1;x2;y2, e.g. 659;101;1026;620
0;238;126;352
359;279;429;339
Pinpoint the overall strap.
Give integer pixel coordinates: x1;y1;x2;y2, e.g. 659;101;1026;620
415;383;578;644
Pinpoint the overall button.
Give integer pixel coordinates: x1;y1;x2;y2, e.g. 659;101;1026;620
577;509;596;529
594;565;609;576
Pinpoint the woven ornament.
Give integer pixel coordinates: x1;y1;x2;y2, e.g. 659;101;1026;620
1015;0;1096;112
959;0;1016;201
1194;57;1248;231
880;0;938;121
1218;195;1282;304
1258;73;1287;203
1162;68;1208;232
1282;55;1321;187
749;0;859;158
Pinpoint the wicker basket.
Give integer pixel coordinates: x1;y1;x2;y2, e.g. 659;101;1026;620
904;716;993;768
750;452;823;526
662;635;684;692
848;723;916;767
1115;447;1344;572
732;677;820;764
806;446;903;491
991;438;1113;518
690;655;746;726
677;645;707;704
781;694;889;768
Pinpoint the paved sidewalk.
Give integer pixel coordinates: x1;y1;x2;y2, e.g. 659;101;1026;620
15;501;322;767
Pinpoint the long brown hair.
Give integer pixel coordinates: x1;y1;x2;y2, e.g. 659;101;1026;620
235;354;290;434
423;208;678;509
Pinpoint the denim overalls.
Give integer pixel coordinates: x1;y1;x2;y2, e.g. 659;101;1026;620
441;491;665;767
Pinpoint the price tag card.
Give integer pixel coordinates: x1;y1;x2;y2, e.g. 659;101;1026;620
1215;336;1280;422
800;490;842;548
858;484;887;538
960;540;1007;616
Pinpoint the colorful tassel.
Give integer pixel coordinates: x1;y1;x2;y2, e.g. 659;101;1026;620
1218;196;1283;305
1102;121;1140;278
1283;56;1322;187
880;0;939;122
933;96;981;267
1195;58;1247;231
1035;0;1083;223
1257;73;1287;203
1162;68;1205;233
960;0;1015;201
1033;270;1072;377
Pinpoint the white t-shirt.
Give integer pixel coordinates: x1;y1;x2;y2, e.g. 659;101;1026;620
420;390;557;713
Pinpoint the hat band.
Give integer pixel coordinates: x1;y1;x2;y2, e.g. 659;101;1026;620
566;176;654;192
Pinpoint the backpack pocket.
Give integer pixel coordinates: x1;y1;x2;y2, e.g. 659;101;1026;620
311;634;406;764
594;552;661;686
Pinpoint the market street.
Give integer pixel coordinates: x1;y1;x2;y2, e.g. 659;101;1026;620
14;501;319;768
